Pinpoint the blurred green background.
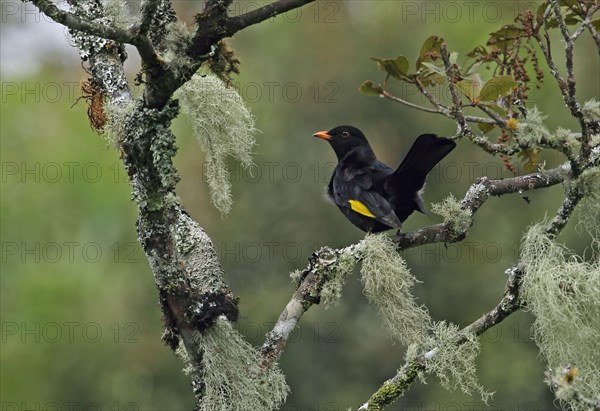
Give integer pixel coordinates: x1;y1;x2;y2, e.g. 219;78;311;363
2;1;599;410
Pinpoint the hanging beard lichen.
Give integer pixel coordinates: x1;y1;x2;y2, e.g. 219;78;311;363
177;317;289;411
177;73;256;215
521;221;600;410
320;248;360;306
360;234;431;346
419;322;493;403
431;194;472;234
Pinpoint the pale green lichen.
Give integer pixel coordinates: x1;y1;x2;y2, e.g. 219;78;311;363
554;127;580;154
360;234;431;346
575;175;600;257
103;0;133;29
102;100;136;143
119;100;180;209
424;322;493;403
521;223;600;411
177;74;256;215
431;194;472;234
320;250;358;306
163;21;194;71
518;107;549;146
178;317;289;411
289;269;302;283
582;98;600;122
69;0;126;61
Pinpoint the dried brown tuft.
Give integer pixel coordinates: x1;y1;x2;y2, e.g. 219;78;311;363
77;78;107;132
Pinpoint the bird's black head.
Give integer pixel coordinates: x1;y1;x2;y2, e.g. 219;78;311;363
313;125;374;161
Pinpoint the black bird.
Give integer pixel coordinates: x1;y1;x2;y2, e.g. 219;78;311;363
313;125;456;233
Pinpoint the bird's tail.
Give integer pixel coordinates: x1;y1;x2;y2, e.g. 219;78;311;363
385;134;456;208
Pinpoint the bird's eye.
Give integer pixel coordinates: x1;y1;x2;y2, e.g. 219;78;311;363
341;131;350;137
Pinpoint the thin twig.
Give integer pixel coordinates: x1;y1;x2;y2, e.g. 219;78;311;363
415;78;451;111
477;104;508;128
226;0;315;32
570;3;600;42
382;90;497;125
587;19;600;51
544;1;590;156
381;90;441;114
440;43;469;132
439;43;520;155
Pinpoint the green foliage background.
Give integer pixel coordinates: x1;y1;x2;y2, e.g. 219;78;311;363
1;1;599;410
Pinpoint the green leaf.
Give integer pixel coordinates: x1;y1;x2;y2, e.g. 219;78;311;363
478;75;516;101
546;17;559;29
466;45;488;59
359;80;384;96
480;102;507;117
559;0;576;9
465;61;483;77
478;122;496;134
487;25;525;51
457;73;484;101
420;62;446;77
563;13;580;25
370;56;409;80
418;72;446;88
518;148;541;171
416;35;444;68
537;2;550;24
592;20;600;31
449;52;459;65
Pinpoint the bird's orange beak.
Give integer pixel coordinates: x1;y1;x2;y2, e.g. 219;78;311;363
313;131;331;140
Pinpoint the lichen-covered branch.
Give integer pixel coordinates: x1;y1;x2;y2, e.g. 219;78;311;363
359;161;592;410
358;263;525;411
259;164;571;367
26;0;315;405
29;0;160;68
393;163;571;248
31;0;133;43
260;244;362;369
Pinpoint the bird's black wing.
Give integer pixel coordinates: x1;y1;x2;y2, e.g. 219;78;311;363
332;165;402;229
385;134;456;214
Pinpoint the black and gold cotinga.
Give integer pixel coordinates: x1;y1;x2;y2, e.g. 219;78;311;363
313;125;456;233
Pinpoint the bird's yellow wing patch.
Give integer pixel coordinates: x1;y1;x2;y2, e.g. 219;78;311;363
348;200;376;218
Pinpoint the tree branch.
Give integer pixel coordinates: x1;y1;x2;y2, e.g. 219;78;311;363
259;244;361;369
31;0;132;42
29;0;161;69
359;160;585;411
535;1;590;157
259;164;571;368
570;3;600;43
587;19;600;51
227;0;316;32
358;263;525;411
438;43;523;156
